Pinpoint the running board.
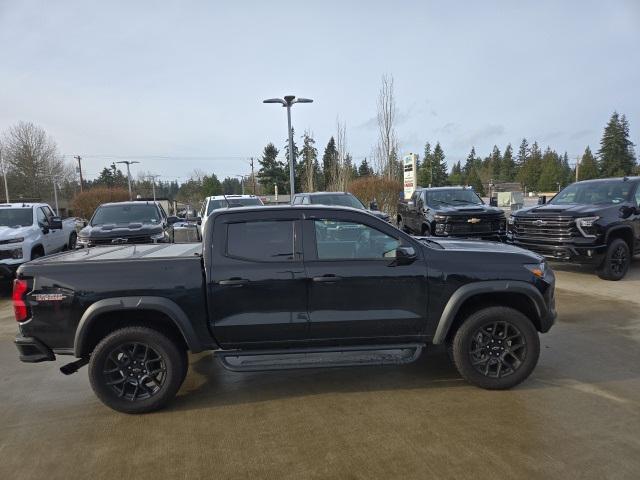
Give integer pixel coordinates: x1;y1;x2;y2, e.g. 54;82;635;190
217;343;425;372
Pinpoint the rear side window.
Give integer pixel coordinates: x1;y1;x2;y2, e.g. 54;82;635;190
227;220;296;261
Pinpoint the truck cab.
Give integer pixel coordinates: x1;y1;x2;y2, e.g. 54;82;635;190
0;203;77;278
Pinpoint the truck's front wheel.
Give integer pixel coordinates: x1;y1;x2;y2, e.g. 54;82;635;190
451;306;540;390
597;238;630;281
89;326;187;414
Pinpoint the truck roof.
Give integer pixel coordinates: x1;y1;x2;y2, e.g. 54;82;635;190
205;195;260;200
293;191;351;196
415;186;471;192
208;204;367;219
0;202;49;208
572;176;640;184
98;201;162;208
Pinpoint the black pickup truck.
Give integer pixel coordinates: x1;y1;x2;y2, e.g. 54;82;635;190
397;186;506;239
14;205;556;413
508;177;640;280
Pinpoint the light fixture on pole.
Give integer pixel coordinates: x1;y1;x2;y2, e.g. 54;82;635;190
147;174;161;202
116;161;140;200
263;95;313;203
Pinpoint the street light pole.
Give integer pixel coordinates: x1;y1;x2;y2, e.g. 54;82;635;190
0;146;8;203
263;95;313;203
147;174;161;202
116;161;140;200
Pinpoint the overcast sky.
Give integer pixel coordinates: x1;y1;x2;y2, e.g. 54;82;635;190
1;0;638;182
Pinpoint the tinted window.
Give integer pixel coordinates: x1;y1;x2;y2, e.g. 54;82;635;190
91;204;161;226
207;197;263;215
0;208;33;227
635;185;640;205
36;208;47;225
426;189;483;207
551;180;633;205
227;220;295;261
314;219;400;260
292;196;303;205
310;194;365;209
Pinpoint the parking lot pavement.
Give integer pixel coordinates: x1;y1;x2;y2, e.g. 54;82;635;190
1;268;640;480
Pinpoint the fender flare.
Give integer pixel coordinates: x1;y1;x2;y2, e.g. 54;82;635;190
74;296;206;356
432;281;546;344
604;225;634;246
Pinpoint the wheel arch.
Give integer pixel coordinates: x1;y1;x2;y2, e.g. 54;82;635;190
74;297;208;357
31;244;45;257
432;281;547;344
605;226;634;252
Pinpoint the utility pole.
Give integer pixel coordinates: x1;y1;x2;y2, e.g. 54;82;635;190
116;161;140;200
147;174;161;202
575;155;580;182
250;157;256;195
74;155;84;192
52;181;59;215
0;146;8;203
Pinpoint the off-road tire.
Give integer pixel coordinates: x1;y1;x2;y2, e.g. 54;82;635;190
89;326;187;414
451;306;540;390
597;238;630;281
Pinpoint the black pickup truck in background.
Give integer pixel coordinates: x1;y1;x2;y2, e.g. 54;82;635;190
397;186;506;239
508;177;640;280
14;205;555;413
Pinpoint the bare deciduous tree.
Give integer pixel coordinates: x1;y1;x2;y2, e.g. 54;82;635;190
335;118;351;191
374;74;400;179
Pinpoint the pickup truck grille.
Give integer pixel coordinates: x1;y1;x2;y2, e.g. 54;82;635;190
512;216;577;240
445;216;504;235
91;235;153;245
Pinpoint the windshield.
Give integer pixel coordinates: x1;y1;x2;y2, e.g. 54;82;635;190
206;197;263;215
91;204;161;226
550;180;633;205
310;194;365;209
0;208;33;227
426;189;483;207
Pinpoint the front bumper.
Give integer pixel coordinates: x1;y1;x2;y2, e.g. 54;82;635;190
508;235;606;263
15;335;55;363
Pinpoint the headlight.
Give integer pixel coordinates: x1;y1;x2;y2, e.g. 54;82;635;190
576;216;599;238
434;215;447;221
507;216;515;225
150;232;166;242
0;237;24;245
524;261;546;278
11;248;23;259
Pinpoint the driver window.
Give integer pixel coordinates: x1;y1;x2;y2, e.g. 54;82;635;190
36;208;48;226
314;219;400;260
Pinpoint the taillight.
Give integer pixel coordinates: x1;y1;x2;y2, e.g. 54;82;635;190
13;279;29;322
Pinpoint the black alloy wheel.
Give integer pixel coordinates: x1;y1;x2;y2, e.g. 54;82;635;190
451;306;540;390
597;238;630;281
468;321;526;379
102;342;167;401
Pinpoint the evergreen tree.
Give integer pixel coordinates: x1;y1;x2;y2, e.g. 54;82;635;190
417;142;433;187
430;142;448;186
322;137;338;190
598;112;636;176
578;146;599;181
202;173;222;196
515;138;529;181
258;143;287;194
518;141;542;191
489;145;502;180
299;131;320;192
466;166;485;195
221;177;242;195
500;144;516;181
448;161;464;185
358;158;373;177
537;147;563;191
561;152;572;186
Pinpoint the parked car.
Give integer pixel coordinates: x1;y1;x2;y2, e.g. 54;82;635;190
397;186;506;239
77;201;178;247
508;176;640;280
292;191;390;221
199;194;264;232
0;203;77;279
14;204;556;413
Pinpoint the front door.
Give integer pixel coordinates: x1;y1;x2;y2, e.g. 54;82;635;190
303;213;428;344
208;211;308;348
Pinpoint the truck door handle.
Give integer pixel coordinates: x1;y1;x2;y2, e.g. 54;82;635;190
312;275;342;283
219;278;249;286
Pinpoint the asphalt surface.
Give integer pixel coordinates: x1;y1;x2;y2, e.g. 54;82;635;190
1;263;640;480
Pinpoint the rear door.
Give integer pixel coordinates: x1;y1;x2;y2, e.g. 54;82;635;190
207;210;308;348
303;210;428;344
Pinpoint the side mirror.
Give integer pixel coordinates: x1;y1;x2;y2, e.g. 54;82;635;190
489;197;498;207
369;201;378;210
167;216;179;225
395;246;417;265
538;195;547;205
50;216;63;230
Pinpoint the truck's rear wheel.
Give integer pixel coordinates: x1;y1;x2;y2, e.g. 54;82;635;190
89;326;187;414
597;238;630;281
67;232;77;250
451;306;540;390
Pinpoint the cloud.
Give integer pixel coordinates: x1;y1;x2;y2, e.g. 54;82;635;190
451;124;506;150
569;129;593;140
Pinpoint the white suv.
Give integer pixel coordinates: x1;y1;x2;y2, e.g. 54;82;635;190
199;195;264;232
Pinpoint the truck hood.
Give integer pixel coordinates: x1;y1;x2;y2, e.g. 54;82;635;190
431;204;504;216
416;237;542;261
0;225;32;241
80;223;163;239
513;203;618;218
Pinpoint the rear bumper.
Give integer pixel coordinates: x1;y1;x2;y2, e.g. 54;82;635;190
15;335;55;362
508;237;606;264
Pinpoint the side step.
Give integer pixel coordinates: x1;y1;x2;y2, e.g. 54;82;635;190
217;343;425;372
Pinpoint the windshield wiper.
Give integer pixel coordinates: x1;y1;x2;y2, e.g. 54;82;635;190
450;199;481;205
431;199;455;206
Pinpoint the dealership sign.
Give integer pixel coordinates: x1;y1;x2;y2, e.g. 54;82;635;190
403;153;418;200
